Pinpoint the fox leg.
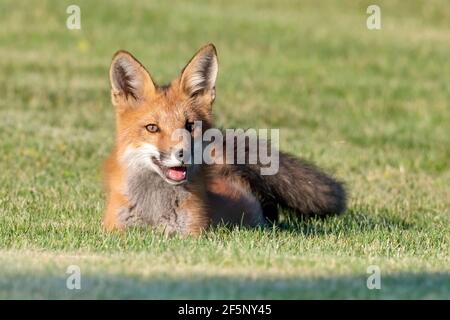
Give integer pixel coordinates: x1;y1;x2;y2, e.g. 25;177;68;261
102;191;129;231
206;177;265;227
177;192;210;236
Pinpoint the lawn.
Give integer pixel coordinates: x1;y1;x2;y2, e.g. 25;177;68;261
0;0;449;299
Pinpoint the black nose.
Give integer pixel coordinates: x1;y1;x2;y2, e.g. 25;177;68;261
176;148;183;160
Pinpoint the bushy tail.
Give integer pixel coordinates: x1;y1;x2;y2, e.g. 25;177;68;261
227;151;346;221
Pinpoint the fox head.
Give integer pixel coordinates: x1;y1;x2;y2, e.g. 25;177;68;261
109;44;218;185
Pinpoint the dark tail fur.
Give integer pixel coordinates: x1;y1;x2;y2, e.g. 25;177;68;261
225;151;346;222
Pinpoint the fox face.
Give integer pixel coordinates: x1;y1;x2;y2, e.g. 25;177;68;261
109;44;218;185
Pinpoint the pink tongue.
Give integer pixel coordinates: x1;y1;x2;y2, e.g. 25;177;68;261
166;167;186;181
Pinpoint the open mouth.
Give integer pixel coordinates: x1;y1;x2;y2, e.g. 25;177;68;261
152;157;187;183
162;166;187;182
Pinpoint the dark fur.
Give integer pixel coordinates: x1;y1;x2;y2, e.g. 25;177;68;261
118;169;190;234
218;134;346;222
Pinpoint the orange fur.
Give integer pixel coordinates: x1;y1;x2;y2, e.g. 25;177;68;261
102;44;263;235
102;44;346;235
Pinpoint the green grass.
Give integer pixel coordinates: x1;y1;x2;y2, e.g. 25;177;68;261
0;0;449;299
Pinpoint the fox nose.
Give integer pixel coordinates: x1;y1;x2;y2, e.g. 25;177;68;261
174;148;184;163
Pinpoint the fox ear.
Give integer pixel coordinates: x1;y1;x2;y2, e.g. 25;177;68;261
180;44;218;101
109;51;156;107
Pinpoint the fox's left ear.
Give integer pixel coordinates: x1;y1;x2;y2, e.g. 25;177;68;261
180;43;218;103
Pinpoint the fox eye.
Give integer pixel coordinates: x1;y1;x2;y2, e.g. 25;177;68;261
185;121;195;132
145;124;159;133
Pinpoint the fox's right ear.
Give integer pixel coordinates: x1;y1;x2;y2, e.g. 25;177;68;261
109;51;156;108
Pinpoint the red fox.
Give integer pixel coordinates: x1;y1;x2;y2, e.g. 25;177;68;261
102;43;346;235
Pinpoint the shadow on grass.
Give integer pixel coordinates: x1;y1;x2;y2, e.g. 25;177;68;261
275;208;414;237
1;271;448;299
